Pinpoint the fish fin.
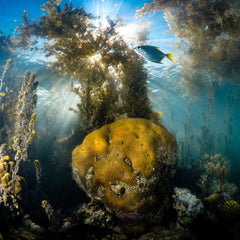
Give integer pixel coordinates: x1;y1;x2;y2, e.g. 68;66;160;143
167;53;175;63
155;47;164;53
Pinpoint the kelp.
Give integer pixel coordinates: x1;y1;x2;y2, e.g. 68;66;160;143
15;0;160;131
136;0;240;97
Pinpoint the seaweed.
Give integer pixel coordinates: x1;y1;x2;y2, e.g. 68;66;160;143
14;0;160;132
0;63;38;216
136;0;240;97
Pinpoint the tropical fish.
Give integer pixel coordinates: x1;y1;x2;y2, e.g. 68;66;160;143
87;25;98;30
134;45;175;64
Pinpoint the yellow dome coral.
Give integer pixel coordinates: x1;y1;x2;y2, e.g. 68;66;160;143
72;118;178;214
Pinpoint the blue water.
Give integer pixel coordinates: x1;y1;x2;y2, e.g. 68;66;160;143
1;0;240;239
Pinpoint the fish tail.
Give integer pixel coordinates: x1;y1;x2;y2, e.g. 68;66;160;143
167;53;175;63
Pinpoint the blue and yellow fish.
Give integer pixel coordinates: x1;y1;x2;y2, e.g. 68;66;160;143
134;45;175;64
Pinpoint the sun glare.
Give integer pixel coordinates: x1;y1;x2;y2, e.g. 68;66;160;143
85;0;150;47
88;0;123;26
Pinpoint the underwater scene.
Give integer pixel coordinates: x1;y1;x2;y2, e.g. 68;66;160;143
1;0;240;239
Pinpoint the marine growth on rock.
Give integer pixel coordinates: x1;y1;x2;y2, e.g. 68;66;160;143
72;118;178;214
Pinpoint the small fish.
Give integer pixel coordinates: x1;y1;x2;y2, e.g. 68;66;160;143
108;49;125;54
109;49;116;53
134;45;175;64
87;25;98;30
202;25;208;31
33;81;39;90
106;16;116;29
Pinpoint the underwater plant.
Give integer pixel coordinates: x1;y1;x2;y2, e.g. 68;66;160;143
14;0;160;132
41;200;56;225
0;65;38;210
0;59;11;93
136;0;240;97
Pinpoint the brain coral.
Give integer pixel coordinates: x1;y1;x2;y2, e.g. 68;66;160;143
72;118;178;214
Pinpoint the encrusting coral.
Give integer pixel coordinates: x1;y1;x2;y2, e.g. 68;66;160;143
196;153;239;221
205;154;231;178
173;187;203;229
197;153;234;197
72;118;178;214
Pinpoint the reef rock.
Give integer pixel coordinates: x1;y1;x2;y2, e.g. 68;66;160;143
72;118;178;214
173;187;203;229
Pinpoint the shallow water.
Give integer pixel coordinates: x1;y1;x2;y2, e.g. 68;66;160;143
1;0;240;239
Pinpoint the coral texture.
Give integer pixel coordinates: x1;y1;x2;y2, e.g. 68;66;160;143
222;200;240;218
197;153;234;197
72;118;178;214
173;187;203;229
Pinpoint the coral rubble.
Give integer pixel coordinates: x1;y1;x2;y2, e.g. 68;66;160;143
72;118;178;215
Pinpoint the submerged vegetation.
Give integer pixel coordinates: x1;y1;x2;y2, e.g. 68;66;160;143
0;60;38;216
14;0;160;132
0;0;240;239
136;0;240;97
